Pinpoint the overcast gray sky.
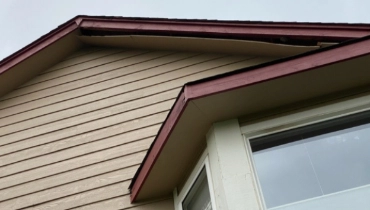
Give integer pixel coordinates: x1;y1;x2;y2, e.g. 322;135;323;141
1;0;370;60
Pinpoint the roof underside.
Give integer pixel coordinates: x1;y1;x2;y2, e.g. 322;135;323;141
3;15;370;73
129;35;370;202
1;16;369;98
78;35;320;57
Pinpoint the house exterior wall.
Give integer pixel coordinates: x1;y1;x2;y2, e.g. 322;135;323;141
0;47;275;210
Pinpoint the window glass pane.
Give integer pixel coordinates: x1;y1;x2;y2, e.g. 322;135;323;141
252;115;370;209
183;168;212;210
254;142;323;208
305;123;370;194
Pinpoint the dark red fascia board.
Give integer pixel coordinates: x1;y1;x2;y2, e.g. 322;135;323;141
0;17;80;75
79;17;370;41
129;35;370;202
1;15;370;77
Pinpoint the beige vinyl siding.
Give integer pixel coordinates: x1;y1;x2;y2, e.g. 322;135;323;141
0;47;276;210
60;47;104;61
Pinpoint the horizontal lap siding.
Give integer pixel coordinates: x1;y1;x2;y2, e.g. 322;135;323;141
0;47;273;210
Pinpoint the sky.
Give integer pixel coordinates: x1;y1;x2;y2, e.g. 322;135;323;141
1;0;370;60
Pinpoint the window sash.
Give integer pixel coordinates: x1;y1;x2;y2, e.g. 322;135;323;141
173;150;216;210
242;92;370;210
182;168;212;210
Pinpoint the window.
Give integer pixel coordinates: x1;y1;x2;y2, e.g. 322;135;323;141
174;151;216;210
182;168;212;210
245;100;370;209
175;93;370;210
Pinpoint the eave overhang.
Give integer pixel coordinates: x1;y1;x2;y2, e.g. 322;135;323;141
129;35;370;202
1;16;370;98
3;15;370;78
78;17;370;45
1;16;370;96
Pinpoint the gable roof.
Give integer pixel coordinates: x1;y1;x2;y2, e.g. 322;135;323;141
129;33;370;201
2;15;370;203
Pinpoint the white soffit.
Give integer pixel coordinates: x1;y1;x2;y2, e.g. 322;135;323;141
78;35;320;57
136;54;370;201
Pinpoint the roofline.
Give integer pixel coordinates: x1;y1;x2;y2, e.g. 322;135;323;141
2;15;370;77
79;16;370;40
129;34;370;202
0;17;80;75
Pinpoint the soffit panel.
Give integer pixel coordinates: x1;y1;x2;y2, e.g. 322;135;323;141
193;54;370;123
78;35;319;57
135;54;370;201
137;102;209;201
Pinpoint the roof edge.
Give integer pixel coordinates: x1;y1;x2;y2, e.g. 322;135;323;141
0;16;80;75
129;34;370;202
186;35;370;99
79;17;370;41
77;15;370;29
2;15;370;78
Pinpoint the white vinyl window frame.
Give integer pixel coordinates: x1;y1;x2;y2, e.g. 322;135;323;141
241;92;370;209
173;149;217;210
